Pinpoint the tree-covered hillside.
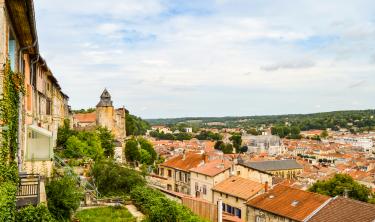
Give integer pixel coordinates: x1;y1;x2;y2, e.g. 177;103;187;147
146;109;375;131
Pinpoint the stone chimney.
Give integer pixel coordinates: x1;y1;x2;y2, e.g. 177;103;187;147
204;153;209;163
264;181;269;193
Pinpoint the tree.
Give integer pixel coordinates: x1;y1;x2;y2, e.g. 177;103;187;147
46;174;83;221
229;133;242;152
91;160;145;196
308;174;371;202
214;141;224;150
97;127;115;157
16;204;55;222
77;131;104;160
56;119;75;149
320;130;329;139
64;136;86;158
139;138;157;164
222;143;234;154
125;139;140;163
126;112;150;136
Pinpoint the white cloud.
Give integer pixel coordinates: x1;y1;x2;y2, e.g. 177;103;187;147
33;0;375;118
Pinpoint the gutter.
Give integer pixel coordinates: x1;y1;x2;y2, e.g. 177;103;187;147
17;39;38;172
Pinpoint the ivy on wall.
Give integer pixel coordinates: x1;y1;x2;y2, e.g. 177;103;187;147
0;59;24;221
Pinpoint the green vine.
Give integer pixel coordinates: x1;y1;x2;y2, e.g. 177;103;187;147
0;59;24;221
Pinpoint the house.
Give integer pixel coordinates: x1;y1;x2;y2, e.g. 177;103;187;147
158;152;206;194
190;159;233;202
242;135;286;155
246;185;330;222
239;159;303;179
213;176;264;221
0;0;69;178
307;196;375;222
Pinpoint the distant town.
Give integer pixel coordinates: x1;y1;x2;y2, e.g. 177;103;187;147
1;0;375;222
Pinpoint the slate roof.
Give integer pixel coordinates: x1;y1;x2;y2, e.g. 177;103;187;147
247;185;330;222
97;89;113;107
308;196;375;222
240;159;302;172
213;176;263;200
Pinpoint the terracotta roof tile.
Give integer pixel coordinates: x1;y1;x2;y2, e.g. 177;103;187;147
308;197;375;222
213;176;263;200
160;152;204;171
247;185;330;221
190;159;232;177
73;112;96;123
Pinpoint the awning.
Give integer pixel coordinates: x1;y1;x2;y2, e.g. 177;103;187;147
28;125;52;137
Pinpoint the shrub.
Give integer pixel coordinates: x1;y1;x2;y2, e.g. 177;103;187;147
130;186;205;222
16;204;55;222
46;174;83;221
0;182;17;221
91;160;145;196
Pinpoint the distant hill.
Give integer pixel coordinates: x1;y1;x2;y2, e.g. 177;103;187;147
146;109;375;131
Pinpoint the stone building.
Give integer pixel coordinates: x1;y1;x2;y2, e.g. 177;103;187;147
73;89;126;144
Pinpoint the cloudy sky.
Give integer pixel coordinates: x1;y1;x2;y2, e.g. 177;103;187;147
34;0;375;118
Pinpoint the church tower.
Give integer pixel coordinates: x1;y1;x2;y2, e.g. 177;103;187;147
96;89;115;130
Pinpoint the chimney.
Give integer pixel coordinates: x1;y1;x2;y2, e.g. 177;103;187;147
264;181;269;193
204;153;209;163
182;150;186;160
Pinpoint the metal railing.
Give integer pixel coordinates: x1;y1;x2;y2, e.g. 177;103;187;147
16;174;41;207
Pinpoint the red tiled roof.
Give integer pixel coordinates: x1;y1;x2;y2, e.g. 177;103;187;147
213;176;263;200
308;196;375;222
73;112;96;123
247;185;330;222
190;159;232;177
160;152;204;171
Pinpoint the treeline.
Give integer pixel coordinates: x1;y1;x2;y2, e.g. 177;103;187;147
271;125;302;139
126;112;151;136
149;130;223;141
147;109;375;132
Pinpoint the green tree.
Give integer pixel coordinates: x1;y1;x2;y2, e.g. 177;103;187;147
77;131;104;160
308;174;371;202
125;139;140;163
46;174;83;221
97;127;115;157
139;138;157;164
214;141;224;150
56;119;75;149
91;160;145;196
229;133;242;152
64;136;86;158
222;143;234;154
126;112;150;136
320;130;329;139
140;149;152;165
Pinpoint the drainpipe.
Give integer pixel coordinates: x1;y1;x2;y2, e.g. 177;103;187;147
17;40;38;172
217;198;223;222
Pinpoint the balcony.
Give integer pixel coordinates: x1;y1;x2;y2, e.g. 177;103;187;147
16;174;41;208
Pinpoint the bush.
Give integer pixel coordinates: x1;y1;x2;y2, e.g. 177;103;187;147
16;204;55;222
130;186;205;222
46;174;83;221
0;181;17;221
91;160;145;196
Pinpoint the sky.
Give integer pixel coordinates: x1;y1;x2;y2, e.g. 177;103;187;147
34;0;375;119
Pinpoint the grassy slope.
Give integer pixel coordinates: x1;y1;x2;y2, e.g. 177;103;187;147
74;206;135;222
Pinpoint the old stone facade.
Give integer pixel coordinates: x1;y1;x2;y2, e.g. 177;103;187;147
73;89;126;145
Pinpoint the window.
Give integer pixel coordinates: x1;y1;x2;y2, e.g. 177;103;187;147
179;172;182;181
237;171;241;176
167;184;172;190
8;33;16;71
235;208;241;218
203;185;207;195
168;170;172;177
195;182;198;191
160;168;164;176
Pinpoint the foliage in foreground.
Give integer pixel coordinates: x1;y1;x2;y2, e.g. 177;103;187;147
309;174;373;202
74;206;135;222
46;174;83;221
91;160;146;196
130;186;206;222
16;204;56;222
0;60;21;221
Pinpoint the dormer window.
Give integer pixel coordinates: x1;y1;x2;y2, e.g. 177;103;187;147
291;200;299;207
